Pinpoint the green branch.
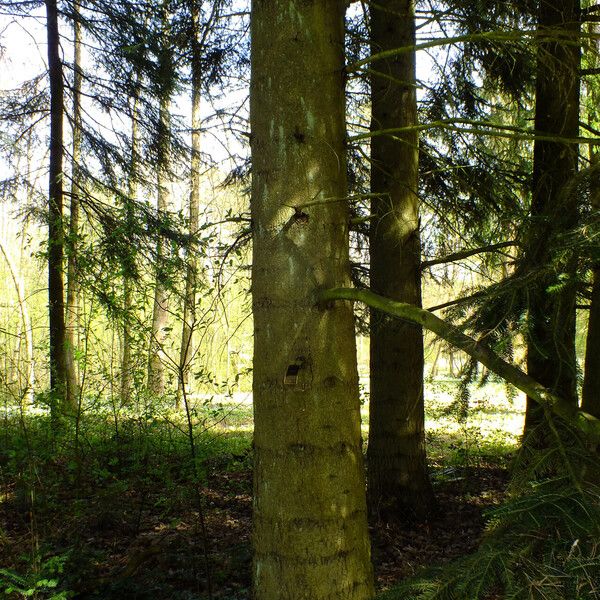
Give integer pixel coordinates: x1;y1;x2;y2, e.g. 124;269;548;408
318;287;600;441
349;119;600;146
346;29;585;73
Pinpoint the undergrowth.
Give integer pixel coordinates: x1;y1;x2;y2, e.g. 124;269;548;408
379;414;600;600
0;397;253;599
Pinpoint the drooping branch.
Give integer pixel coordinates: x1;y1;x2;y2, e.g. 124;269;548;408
318;287;600;440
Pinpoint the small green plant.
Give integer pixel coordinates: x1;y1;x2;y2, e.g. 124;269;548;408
0;551;73;599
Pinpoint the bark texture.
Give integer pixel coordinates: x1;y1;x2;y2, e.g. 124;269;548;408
524;0;580;430
250;1;374;598
46;0;70;413
368;0;435;520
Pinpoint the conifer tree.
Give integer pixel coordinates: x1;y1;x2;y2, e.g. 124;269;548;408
250;0;374;597
368;0;435;520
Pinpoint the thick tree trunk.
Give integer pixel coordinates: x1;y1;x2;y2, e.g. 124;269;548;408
368;0;435;520
179;0;202;397
65;0;82;407
250;1;374;598
525;0;580;431
46;0;70;414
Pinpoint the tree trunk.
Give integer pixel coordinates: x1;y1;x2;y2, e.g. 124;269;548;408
46;0;70;415
147;5;172;397
582;24;600;419
65;0;82;407
179;0;202;398
147;93;171;397
583;263;600;418
0;238;34;405
121;85;140;404
368;0;435;520
250;1;374;598
525;0;580;432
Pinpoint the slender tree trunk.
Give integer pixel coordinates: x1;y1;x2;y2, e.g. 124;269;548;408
250;1;374;598
524;0;581;432
583;259;600;418
65;0;82;406
46;0;69;415
368;0;435;520
0;238;34;405
582;24;600;419
582;163;600;416
147;93;171;396
147;6;172;397
121;87;140;404
179;0;202;398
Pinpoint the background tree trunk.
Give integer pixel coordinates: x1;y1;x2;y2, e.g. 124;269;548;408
250;1;374;598
368;0;435;520
525;0;580;432
582;23;600;419
121;84;141;404
46;0;70;414
147;4;172;397
583;256;600;418
0;238;34;405
147;92;171;397
179;0;202;398
65;0;82;407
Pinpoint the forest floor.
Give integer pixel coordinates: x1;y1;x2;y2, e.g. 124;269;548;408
0;379;522;599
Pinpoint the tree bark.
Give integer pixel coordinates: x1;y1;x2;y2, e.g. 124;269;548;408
65;0;82;407
368;0;435;520
46;0;70;415
179;0;202;398
250;1;374;598
524;0;580;431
